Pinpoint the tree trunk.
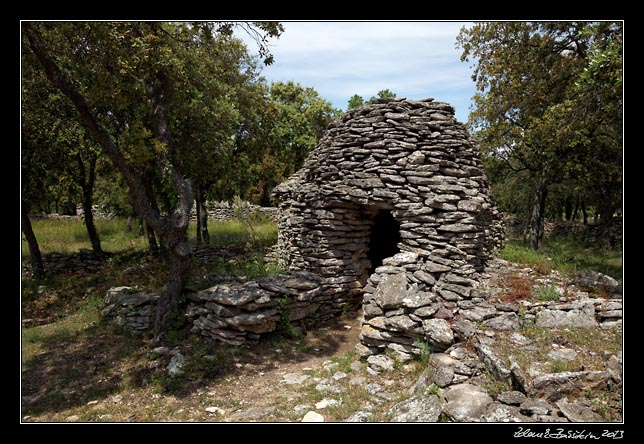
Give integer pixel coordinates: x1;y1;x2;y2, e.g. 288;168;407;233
143;180;165;257
581;200;588;225
196;186;210;245
195;190;202;244
145;57;193;340
598;203;616;227
153;235;191;339
22;201;45;278
572;195;580;221
524;174;548;250
77;152;104;257
126;214;133;232
564;198;573;221
145;222;160;256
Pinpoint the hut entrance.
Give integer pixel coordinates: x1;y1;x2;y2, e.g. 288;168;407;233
367;209;401;274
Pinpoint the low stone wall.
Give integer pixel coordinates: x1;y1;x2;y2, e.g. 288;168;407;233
185;271;325;345
21;250;105;276
357;257;623;360
101;265;622;347
190;201;279;222
101;286;159;333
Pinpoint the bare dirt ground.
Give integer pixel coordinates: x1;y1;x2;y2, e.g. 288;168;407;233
21;249;622;423
21;308;381;423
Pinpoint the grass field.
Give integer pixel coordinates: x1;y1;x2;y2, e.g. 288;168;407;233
21;217;278;259
498;236;622;279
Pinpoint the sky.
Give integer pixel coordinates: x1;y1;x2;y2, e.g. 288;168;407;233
239;21;476;123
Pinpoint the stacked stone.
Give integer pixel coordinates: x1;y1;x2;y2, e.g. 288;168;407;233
186;271;323;345
189;201;279;222
273;98;504;358
22;250;104;276
101;287;159;333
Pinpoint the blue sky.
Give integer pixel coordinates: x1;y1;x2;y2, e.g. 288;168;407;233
239;21;476;123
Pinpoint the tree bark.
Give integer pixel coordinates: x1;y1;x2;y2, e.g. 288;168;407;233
524;174;548;250
195;189;202;244
196;185;210;245
564;197;573;221
145;56;193;341
581;200;588;225
572;194;580;221
76;151;104;256
22;201;45;278
145;222;160;256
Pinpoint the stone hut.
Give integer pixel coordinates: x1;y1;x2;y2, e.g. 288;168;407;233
274;98;504;358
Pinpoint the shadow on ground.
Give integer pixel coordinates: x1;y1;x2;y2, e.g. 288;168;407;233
21;307;361;418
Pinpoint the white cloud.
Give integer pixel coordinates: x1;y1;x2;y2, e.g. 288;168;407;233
238;21;475;122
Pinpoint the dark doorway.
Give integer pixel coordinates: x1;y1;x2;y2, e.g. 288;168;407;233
367;210;401;274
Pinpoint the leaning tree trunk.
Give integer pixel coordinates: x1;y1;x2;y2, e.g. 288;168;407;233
21;200;45;278
25;22;193;340
77;152;104;257
524;174;548;250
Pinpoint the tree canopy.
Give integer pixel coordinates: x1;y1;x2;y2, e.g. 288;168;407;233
457;22;622;248
347;89;398;110
22;21;284;336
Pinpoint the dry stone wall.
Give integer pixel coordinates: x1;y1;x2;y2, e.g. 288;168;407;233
185;271;323;345
273;98;504;356
190;201;279;222
101;287;159;333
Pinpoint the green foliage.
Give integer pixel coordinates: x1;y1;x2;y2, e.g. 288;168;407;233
498;236;622;279
347;90;397;110
551;359;573;373
276;296;300;339
497;242;553;274
412;338;432;366
537;283;560;301
22;293;103;364
191;219;277;249
240;81;340;204
21;218;148;258
371;89;397;100
457;22;622;239
347;94;365;110
481;370;512;397
23;21;285;222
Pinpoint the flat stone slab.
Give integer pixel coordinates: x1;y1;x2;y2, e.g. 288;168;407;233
282;373;311;385
373;273;409;310
480;402;531;422
497;391;528;406
443;384;493;422
536;305;598;328
556;399;605;422
302;411;324;422
530;371;612;402
388;396;442;422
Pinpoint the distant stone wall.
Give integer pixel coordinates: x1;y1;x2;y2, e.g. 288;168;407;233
190;201;279;222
